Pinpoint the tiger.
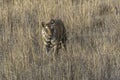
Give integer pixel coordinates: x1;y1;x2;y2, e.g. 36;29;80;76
41;19;67;55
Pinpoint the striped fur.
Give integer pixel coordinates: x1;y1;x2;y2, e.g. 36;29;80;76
41;19;67;54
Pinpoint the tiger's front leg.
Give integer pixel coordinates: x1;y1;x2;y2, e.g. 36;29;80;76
53;44;59;55
52;43;59;61
54;43;59;55
44;44;51;54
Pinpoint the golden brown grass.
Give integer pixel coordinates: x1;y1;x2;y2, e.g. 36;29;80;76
0;0;120;80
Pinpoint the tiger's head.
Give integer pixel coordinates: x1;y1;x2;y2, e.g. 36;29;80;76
41;19;56;39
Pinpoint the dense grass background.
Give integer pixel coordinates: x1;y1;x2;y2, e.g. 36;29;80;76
0;0;120;80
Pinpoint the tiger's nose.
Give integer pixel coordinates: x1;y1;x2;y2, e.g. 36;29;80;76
48;35;52;39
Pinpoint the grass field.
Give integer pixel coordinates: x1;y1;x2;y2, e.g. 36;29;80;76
0;0;120;80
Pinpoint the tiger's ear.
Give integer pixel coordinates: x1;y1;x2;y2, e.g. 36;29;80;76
41;22;45;27
50;19;55;24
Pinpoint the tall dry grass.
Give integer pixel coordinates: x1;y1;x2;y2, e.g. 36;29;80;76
0;0;120;80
